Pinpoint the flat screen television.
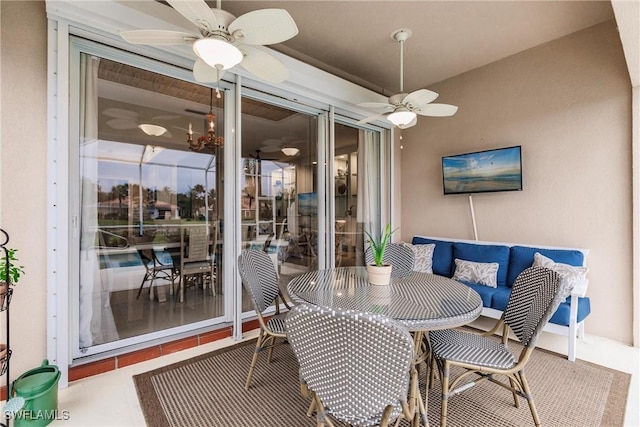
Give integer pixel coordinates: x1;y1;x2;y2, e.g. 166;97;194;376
442;145;522;195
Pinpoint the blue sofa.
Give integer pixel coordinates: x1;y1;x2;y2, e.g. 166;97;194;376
412;235;590;361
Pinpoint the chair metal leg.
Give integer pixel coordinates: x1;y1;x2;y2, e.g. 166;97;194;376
136;272;151;299
507;376;520;408
440;363;450;427
379;405;394;427
267;336;276;363
519;371;541;426
306;392;316;417
245;330;265;390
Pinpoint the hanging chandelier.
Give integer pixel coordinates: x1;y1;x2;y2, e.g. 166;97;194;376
187;88;223;152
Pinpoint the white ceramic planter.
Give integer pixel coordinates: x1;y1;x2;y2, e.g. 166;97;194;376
367;264;392;286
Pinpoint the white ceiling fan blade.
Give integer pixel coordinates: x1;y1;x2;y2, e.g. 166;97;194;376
229;9;298;45
152;114;180;121
357;102;394;112
120;30;197;45
262;139;283;146
403;89;439;108
239;45;289;82
103;108;139;119
398;116;418;129
162;130;173;138
357;112;387;125
193;58;226;82
414;103;458;117
106;119;138;130
260;145;281;153
166;0;218;33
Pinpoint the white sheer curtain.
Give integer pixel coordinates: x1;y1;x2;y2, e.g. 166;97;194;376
356;129;381;265
78;54;118;348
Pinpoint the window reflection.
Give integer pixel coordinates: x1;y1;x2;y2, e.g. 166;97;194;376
240;98;318;312
78;55;225;350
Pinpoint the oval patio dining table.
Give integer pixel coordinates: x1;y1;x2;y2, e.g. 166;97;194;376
287;266;483;427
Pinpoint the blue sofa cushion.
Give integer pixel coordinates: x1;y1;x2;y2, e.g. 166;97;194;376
507;246;585;286
549;297;591;326
493;290;591;326
412;237;454;277
459;280;497;307
453;242;510;287
490;287;513;311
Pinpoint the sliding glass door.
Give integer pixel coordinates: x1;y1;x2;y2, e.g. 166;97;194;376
69;40;391;361
73;52;229;356
238;94;321;312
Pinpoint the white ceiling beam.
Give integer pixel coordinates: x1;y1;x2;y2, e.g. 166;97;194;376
612;0;640;87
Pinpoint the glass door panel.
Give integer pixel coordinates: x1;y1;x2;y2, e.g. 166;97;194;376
76;54;226;354
333;124;382;267
239;96;319;312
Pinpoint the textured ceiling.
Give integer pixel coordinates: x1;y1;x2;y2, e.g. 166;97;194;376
96;1;617;159
207;1;615;96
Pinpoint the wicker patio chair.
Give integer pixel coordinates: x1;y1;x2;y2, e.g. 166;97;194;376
136;248;177;300
428;266;564;427
238;249;291;390
286;303;416;427
365;242;415;277
176;225;215;303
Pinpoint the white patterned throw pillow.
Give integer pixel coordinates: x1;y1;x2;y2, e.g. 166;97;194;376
532;252;588;298
452;258;499;288
402;243;435;273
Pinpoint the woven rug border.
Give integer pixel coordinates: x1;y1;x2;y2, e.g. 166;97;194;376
134;337;631;427
133;339;257;427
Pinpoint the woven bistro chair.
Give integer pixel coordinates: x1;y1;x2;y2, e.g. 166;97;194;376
237;249;291;390
365;243;415;278
136;248;177;300
286;303;416;427
428;266;564;427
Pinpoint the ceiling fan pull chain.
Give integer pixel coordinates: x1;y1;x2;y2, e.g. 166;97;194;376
399;37;404;93
216;67;221;98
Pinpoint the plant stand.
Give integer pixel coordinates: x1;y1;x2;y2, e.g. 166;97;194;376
0;228;14;427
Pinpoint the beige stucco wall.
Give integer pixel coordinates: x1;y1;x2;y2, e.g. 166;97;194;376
0;1;49;375
400;19;633;344
0;3;634;387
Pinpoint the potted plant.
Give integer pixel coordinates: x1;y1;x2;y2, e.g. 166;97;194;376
0;248;24;306
364;224;395;285
0;247;22;361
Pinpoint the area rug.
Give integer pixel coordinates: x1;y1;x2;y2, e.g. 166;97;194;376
134;338;630;427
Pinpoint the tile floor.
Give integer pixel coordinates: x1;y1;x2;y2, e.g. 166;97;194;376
44;324;639;427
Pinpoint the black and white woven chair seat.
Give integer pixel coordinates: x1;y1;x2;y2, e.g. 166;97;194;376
266;312;287;334
429;329;516;369
286;303;415;427
365;243;415;278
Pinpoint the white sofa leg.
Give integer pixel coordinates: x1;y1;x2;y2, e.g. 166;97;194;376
578;321;586;340
568;295;579;362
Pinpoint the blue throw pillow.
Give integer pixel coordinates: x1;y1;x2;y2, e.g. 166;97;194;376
411;237;454;277
507;246;585;287
453;242;510;287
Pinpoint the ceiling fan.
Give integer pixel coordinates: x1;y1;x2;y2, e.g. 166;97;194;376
357;29;458;129
119;0;298;84
103;107;177;137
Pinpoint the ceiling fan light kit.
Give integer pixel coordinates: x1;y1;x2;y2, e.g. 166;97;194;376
193;38;243;70
138;123;168;136
387;108;416;127
119;0;298;83
281;147;300;156
357;28;458;129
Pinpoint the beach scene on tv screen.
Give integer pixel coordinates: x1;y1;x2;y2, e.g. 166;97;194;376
443;147;522;194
